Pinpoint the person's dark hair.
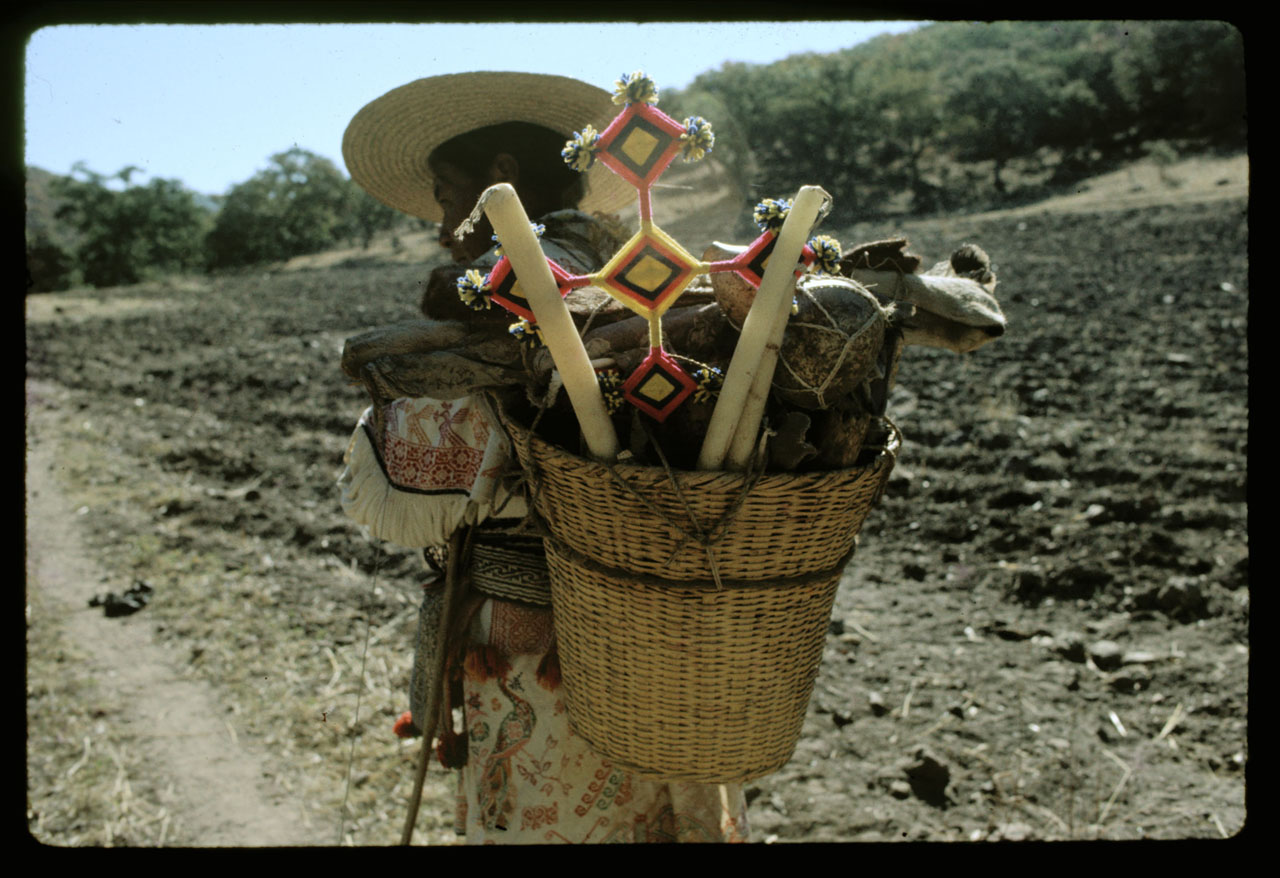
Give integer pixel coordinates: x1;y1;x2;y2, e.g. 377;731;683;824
428;122;585;215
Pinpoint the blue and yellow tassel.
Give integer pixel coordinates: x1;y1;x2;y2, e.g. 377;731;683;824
678;116;715;162
490;222;544;259
509;318;544;349
597;369;626;414
807;235;843;275
613;71;659;106
456;269;493;311
562;124;601;172
692;365;724;404
753;197;792;232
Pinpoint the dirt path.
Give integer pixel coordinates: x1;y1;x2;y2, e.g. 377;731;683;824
26;381;329;847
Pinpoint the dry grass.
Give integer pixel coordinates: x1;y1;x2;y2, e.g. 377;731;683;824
27;400;461;846
27;588;183;847
964;153;1248;221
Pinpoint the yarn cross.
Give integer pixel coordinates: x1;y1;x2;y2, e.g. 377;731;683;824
458;71;842;422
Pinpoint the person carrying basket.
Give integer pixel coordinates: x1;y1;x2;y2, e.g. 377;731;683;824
337;71;751;844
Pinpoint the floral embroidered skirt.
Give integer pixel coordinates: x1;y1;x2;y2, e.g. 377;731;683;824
450;596;750;844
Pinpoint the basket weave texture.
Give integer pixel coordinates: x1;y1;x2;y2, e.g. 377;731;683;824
502;411;899;783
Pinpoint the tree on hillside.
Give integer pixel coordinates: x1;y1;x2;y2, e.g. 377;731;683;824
207;147;366;269
945;60;1057;194
662;83;757;215
651;21;1245;217
25;230;78;293
347;188;405;250
859;34;947;212
1111;20;1246;147
673;61;780;200
48;163;211;288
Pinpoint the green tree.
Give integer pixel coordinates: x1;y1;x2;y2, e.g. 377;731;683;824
1111;21;1246;147
860;35;947;212
346;188;405;249
945;60;1057;194
25;230;79;292
633;20;1246;218
662;83;757;218
206;147;358;269
674;60;778;201
49;163;211;288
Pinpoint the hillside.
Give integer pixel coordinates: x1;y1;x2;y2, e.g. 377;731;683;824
272;151;1249;274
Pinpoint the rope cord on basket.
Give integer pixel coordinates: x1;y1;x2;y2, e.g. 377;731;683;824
545;532;859;590
636;416;773;588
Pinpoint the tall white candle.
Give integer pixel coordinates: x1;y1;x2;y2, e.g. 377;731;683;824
696;185;830;471
476;184;620;463
725;187;830;470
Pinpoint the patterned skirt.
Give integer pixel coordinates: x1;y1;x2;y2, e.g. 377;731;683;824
431;586;750;844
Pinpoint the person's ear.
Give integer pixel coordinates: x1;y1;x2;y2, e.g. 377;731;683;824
488;153;520;186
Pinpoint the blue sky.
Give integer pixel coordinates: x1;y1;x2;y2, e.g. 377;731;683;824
23;21;924;196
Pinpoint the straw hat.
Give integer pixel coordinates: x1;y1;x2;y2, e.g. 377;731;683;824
342;71;636;223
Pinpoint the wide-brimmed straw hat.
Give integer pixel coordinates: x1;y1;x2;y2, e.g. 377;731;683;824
342;71;636;223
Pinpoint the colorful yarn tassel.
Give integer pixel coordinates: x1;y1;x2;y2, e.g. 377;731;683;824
562;124;601;172
456;268;493;311
692;364;724;404
807;234;843;274
393;710;420;739
597;369;626;414
753;197;792;232
509;318;545;349
436;726;469;769
463;643;512;683
678;116;715;162
536;646;562;691
613;70;658;106
490;222;543;260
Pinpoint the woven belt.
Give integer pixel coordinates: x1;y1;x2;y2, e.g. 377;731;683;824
467;536;552;607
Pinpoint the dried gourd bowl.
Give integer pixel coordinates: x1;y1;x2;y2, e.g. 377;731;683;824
496;396;900;783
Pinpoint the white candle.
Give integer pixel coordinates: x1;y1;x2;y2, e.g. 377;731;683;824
477;184;620;463
725;186;830;470
697;185;830;471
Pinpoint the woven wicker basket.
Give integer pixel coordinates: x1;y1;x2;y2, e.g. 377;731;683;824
500;408;899;783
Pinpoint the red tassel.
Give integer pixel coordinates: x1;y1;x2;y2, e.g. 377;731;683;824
536;646;561;691
463;644;511;682
436;726;469;769
392;710;420;739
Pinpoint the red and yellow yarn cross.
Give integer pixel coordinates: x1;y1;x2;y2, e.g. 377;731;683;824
459;71;842;422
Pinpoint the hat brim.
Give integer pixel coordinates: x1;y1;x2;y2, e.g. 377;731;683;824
342;71;636;223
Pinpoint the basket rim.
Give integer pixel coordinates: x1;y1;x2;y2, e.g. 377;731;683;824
494;395;902;488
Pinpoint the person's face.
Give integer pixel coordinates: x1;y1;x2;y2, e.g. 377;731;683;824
431;161;491;262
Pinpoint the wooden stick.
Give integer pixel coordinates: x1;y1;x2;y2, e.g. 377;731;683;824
697;186;830;471
400;527;466;846
477;184;619;462
724;187;830;469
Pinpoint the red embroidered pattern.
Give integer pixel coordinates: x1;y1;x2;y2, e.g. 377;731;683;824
380;397;488;492
489;602;555;656
383;441;484;492
521;802;558;831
